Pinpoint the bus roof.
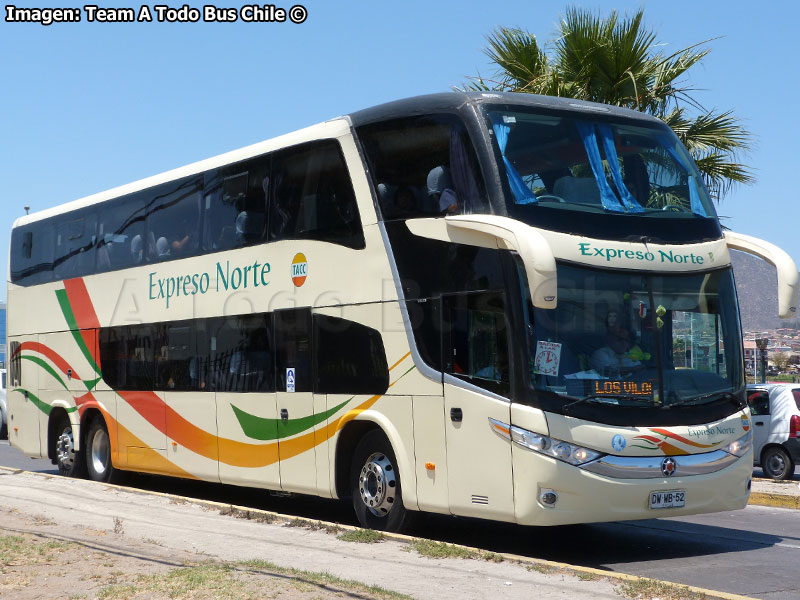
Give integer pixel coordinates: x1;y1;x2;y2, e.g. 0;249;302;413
348;91;665;128
13;91;665;229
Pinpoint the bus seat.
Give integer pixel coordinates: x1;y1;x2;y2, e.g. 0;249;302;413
553;176;601;205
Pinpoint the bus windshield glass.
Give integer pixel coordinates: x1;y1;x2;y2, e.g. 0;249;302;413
485;106;720;242
522;263;744;413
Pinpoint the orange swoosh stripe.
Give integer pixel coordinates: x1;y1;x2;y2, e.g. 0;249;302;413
649;428;717;449
19;340;85;381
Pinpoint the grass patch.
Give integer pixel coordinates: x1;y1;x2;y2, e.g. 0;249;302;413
337;529;386;544
617;578;709;600
405;539;505;562
284;518;342;534
406;539;477;560
99;563;250;600
219;505;277;524
0;534;75;566
240;559;412;600
526;563;556;574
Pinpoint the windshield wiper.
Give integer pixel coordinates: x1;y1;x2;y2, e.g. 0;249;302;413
563;394;660;411
665;390;743;409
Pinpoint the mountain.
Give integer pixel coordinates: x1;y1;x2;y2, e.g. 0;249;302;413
731;250;800;331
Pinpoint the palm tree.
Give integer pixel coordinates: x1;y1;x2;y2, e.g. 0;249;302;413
462;7;752;202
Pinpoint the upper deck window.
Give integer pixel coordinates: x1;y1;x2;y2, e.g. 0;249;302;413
483;106;722;243
357;114;488;220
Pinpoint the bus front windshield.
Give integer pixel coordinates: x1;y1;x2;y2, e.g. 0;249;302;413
522;264;744;414
485;106;721;243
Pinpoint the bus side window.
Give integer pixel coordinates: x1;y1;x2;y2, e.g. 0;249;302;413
96;192;147;272
10;223;54;285
313;314;388;394
203;154;270;253
53;211;97;280
207;314;274;393
270;140;364;249
144;176;204;262
99;324;155;391
442;291;510;397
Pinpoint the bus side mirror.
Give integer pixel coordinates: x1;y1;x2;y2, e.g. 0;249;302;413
724;231;799;318
406;215;558;309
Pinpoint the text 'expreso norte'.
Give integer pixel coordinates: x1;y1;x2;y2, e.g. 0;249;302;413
149;260;271;308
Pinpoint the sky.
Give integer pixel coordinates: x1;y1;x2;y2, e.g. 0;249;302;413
2;0;798;303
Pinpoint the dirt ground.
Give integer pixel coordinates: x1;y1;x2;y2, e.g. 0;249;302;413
0;507;408;600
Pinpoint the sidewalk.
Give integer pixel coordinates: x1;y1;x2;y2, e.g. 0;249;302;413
749;476;800;509
0;468;758;600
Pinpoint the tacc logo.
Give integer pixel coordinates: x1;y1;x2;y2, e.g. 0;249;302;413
291;253;308;287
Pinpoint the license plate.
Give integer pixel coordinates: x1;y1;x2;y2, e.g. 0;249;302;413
649;490;686;509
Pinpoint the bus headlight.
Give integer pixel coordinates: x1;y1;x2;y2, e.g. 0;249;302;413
498;421;603;466
722;431;752;457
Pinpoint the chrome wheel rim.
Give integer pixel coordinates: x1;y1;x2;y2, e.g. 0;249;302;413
358;452;396;517
90;428;110;476
766;452;787;478
55;426;75;471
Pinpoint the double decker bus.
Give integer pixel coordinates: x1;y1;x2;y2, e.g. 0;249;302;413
8;93;798;531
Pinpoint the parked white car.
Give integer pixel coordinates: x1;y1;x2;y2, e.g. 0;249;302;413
746;383;800;480
0;368;7;439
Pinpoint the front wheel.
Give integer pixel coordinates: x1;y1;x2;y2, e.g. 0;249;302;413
350;430;412;532
85;418;125;484
55;415;85;477
762;446;793;481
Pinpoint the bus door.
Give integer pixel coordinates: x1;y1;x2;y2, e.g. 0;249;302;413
441;291;515;521
7;337;42;455
214;314;280;489
159;322;219;482
275;308;317;494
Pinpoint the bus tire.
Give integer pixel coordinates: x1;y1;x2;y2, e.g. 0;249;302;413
54;414;85;478
350;430;412;533
85;417;125;484
762;446;793;481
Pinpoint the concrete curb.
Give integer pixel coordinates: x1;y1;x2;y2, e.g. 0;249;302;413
748;491;800;509
0;465;760;600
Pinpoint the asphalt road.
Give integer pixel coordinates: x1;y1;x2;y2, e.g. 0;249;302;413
2;440;798;600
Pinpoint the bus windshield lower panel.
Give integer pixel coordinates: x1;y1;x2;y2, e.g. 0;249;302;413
521;263;744;424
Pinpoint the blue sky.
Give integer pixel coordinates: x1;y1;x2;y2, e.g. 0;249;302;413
2;1;798;302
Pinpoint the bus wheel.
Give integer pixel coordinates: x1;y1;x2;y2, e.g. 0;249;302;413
762;446;793;481
55;415;84;477
85;418;124;484
350;430;411;532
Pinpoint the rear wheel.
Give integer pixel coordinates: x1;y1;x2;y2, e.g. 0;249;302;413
762;446;793;481
85;418;125;484
350;430;412;532
55;415;85;477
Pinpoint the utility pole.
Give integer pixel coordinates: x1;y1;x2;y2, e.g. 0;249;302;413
755;337;769;383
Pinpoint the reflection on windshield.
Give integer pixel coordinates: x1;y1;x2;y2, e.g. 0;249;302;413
521;263;743;409
488;107;716;218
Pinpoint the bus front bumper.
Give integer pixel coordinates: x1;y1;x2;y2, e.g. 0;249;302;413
512;448;752;526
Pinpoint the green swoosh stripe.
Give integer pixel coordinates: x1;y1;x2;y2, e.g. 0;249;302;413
55;288;101;376
231;397;352;441
12;388;77;417
21;355;68;391
231;364;418;440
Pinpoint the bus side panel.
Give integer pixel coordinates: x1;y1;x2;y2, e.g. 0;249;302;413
444;385;515;521
412;394;450;514
164;391;220;483
217;391;281;490
7;335;41;457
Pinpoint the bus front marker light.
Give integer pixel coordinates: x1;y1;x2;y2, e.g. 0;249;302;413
723;431;752;457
